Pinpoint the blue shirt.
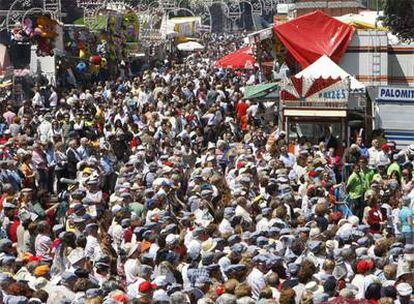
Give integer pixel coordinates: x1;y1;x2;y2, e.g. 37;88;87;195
359;145;369;159
77;146;89;160
400;206;413;233
46;149;56;166
100;155;114;176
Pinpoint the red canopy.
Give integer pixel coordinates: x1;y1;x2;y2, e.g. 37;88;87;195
273;10;355;69
216;46;256;70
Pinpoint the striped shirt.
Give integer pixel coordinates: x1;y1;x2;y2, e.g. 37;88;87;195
35;234;52;258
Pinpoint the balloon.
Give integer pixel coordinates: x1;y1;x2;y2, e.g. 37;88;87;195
76;62;87;73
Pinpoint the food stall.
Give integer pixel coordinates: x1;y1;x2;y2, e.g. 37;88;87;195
280;55;366;149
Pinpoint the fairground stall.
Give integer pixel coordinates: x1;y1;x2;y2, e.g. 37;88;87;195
280;55;366;151
243;82;279;126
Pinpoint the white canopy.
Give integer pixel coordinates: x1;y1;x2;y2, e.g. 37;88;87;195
335;10;384;28
295;55;365;91
177;41;204;52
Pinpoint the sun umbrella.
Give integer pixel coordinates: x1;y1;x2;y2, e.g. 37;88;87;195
215;47;256;70
177;41;204;52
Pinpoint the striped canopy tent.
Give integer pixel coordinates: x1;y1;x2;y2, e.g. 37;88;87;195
295;55;365;93
281;76;341;101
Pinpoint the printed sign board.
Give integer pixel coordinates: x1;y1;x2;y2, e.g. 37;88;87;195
378;87;414;102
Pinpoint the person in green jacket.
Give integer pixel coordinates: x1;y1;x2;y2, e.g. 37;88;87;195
346;163;366;220
358;157;375;189
387;154;402;179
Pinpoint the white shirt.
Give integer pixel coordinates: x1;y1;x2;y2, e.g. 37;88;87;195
246;74;256;85
247;268;266;300
126;277;145;298
84;235;103;262
35;234;52;258
49;91;58;107
218;219;234;235
194;208;214;228
38;121;52;143
294;164;307;179
124;258;140;283
32;92;44;107
256;218;270;232
378;151;391;166
247;104;259;118
108;221;123;252
351;274;376;300
235;205;252;222
137;90;150;109
46;285;76;304
16;224;31;256
279;153;296;168
293;283;305;304
368;147;381;168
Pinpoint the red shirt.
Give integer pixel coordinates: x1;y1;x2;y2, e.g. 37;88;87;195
8;219;20;243
236;101;248;119
124;227;133;243
367;206;383;234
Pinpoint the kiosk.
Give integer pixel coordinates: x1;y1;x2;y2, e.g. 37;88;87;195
280;55;366;149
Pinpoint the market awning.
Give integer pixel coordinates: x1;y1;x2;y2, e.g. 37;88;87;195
273;10;355;69
243;83;279;100
281;76;341;101
295;55;365;92
216;47;256;70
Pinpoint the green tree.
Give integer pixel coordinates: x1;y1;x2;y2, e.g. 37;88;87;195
383;0;414;41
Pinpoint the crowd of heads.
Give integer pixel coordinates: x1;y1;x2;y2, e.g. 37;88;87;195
0;32;413;304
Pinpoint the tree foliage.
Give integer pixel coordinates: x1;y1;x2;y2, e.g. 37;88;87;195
383;0;414;41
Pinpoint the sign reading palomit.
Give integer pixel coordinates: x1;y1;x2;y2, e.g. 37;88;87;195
378;87;414;102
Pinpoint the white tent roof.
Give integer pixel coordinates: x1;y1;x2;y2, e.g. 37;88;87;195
335;10;384;28
295;55;365;91
177;41;204;51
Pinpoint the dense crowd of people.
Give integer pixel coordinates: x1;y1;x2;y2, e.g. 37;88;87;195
0;32;413;304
